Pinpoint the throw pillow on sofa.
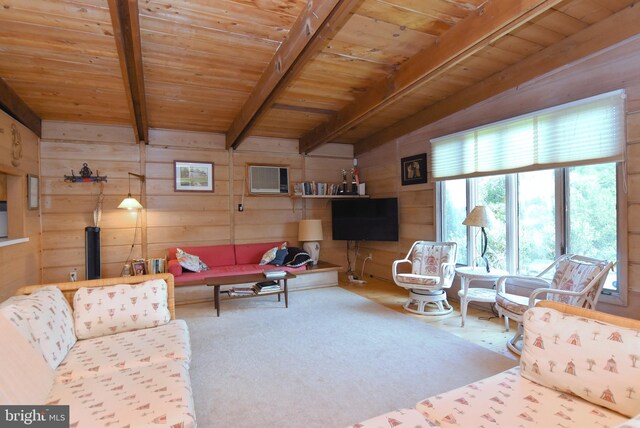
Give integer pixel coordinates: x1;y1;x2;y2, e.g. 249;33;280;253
259;242;288;265
4;286;76;369
176;248;209;272
284;247;312;267
521;306;640;417
268;249;288;266
73;279;171;340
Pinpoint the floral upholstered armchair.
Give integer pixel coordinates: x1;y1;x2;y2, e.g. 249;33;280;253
392;241;458;316
496;254;613;354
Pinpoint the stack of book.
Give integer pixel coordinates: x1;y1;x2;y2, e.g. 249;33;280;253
252;281;281;294
294;181;342;196
264;270;287;279
228;287;255;296
146;258;166;274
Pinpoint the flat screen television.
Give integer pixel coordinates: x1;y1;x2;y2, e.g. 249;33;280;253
331;198;398;241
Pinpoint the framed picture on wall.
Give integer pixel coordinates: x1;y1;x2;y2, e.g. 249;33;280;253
27;174;39;209
174;161;214;192
401;153;427;186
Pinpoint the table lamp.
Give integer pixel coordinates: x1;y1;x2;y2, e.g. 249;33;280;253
462;205;492;272
298;219;323;265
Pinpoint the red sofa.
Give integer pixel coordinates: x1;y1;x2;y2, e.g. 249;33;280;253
167;242;307;285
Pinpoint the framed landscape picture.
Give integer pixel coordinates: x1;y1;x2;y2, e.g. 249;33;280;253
401;153;427;186
174;161;214;192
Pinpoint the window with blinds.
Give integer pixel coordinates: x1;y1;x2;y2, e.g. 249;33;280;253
431;90;626;180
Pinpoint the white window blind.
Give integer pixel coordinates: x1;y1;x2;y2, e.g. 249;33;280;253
431;90;626;180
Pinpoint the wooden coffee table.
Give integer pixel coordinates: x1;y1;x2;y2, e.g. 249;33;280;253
199;272;296;317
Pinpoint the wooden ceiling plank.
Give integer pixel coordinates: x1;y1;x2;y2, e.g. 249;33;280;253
108;0;149;144
0;77;42;137
355;2;640;155
225;0;364;150
299;0;564;154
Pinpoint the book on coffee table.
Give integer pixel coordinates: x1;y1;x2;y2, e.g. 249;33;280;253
263;270;287;279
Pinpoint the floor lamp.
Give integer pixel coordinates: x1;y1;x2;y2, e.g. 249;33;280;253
118;172;146;275
462;205;492;272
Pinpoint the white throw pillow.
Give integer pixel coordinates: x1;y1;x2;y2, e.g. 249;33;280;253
73;279;171;340
259;247;278;265
521;306;640;417
4;286;77;369
176;248;208;272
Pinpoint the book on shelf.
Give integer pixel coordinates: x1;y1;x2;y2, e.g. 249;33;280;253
252;281;281;294
294;181;341;196
229;287;256;296
145;258;166;274
263;270;287;279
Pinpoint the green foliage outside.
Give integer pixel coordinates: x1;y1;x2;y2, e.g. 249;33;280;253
443;163;617;288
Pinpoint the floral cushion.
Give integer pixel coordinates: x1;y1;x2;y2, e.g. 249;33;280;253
0;298;40;352
176;248;209;272
259;246;279;265
56;320;191;382
395;274;439;286
5;286;76;369
495;292;529;316
548;259;604;305
46;360;196;428
410;243;454;276
349;408;434;428
73;279;171;340
416;368;627;427
521;307;640;417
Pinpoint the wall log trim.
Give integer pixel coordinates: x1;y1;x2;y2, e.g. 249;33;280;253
225;0;362;150
299;0;563;154
108;0;149;144
0;77;41;137
355;2;640;155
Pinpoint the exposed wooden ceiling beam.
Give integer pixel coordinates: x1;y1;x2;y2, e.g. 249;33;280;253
299;0;563;154
0;78;41;137
225;0;363;150
354;2;640;155
108;0;149;144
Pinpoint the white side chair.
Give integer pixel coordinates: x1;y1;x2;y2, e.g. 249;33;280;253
496;254;613;354
392;241;458;316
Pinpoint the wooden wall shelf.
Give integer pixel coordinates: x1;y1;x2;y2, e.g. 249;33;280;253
292;194;369;199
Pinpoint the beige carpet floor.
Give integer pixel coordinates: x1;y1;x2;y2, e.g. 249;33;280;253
177;286;517;428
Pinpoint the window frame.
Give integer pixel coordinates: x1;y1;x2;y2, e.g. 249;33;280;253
437;162;627;306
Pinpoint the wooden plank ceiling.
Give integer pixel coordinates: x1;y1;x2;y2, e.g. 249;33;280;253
0;0;638;152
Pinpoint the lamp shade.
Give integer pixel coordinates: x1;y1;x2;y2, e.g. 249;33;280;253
298;219;323;241
118;194;143;210
462;205;492;228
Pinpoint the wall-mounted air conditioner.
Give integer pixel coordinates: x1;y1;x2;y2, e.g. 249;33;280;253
248;165;289;195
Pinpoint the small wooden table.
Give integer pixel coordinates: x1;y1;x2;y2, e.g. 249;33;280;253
202;272;296;317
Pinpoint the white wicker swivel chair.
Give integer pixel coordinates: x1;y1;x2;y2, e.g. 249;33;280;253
392;241;458;316
496;254;613;354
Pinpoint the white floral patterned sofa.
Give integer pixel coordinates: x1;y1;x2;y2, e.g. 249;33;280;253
351;301;640;428
0;273;196;428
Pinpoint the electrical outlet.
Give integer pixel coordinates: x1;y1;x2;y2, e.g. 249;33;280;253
69;270;78;282
368;252;373;260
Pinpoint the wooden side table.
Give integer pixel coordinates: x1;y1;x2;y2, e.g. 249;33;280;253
455;266;509;327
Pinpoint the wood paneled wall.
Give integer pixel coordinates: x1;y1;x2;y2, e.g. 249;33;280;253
39;123;352;283
0;110;41;301
357;36;640;319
